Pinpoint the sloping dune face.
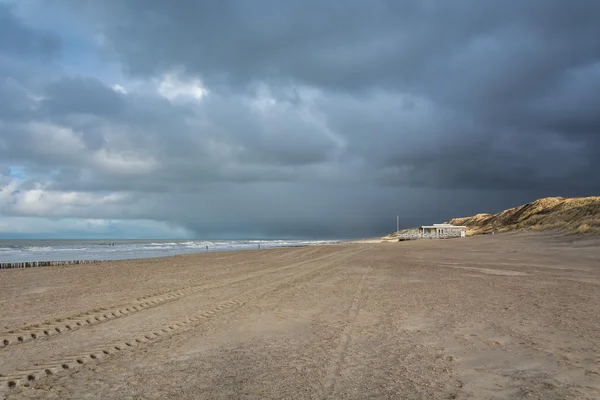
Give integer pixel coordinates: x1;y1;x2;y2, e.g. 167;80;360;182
449;196;600;235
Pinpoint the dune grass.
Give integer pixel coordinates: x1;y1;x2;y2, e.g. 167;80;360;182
448;197;600;235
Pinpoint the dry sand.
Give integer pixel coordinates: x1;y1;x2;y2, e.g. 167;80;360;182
1;233;599;399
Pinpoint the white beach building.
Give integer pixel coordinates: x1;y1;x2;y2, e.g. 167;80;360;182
420;223;467;238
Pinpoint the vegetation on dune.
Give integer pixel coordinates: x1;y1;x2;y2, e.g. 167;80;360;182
448;197;600;235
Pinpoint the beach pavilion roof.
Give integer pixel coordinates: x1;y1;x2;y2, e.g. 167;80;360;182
420;224;467;229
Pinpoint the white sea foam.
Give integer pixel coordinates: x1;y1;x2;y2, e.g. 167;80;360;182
25;246;55;252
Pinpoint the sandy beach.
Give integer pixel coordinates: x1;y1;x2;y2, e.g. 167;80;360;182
1;233;599;399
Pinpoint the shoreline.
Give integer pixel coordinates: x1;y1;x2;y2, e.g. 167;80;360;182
0;240;349;266
0;242;352;268
6;231;596;268
0;259;107;269
0;246;301;269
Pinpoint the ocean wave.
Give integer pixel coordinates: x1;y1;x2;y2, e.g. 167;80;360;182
182;241;216;248
0;247;20;252
24;246;86;252
129;245;177;251
24;246;55;252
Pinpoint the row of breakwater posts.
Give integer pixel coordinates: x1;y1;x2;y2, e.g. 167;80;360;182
0;260;107;270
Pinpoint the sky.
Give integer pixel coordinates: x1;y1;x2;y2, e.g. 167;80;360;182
0;1;599;239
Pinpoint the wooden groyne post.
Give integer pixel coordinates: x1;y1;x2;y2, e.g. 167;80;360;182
0;260;106;270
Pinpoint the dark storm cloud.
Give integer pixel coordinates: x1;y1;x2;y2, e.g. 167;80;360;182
85;1;600;97
77;0;600;193
1;1;600;238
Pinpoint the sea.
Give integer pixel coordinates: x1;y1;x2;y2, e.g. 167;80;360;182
0;239;340;263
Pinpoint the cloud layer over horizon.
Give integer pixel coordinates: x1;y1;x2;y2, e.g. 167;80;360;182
1;1;599;238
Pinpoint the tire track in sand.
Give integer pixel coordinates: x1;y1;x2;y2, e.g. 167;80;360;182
0;247;341;350
0;248;364;392
320;252;374;399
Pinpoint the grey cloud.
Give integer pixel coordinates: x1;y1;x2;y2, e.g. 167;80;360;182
0;76;34;120
39;77;126;117
73;0;600;191
0;3;60;60
1;1;600;238
0;75;343;194
83;1;600;96
195;92;339;166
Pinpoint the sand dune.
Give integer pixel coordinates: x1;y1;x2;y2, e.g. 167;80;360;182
449;196;600;235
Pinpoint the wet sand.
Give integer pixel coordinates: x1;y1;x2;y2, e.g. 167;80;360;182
1;233;599;399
